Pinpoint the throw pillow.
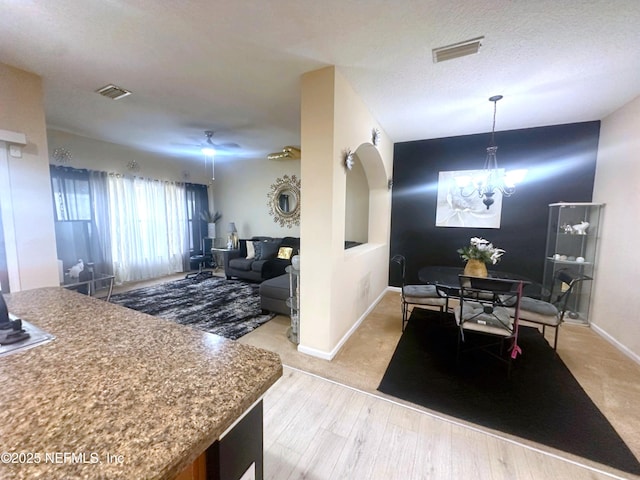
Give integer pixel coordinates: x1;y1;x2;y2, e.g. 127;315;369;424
260;240;280;260
277;246;293;260
252;241;263;260
246;241;255;259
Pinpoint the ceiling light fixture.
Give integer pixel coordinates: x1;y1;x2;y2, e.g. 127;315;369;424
456;95;527;209
432;36;484;63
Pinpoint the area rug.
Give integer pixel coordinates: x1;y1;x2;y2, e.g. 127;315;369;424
378;308;640;476
110;276;275;340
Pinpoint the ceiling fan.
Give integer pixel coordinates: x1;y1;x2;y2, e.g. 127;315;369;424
200;130;241;154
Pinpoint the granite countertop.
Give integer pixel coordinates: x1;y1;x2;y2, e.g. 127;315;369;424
0;287;282;480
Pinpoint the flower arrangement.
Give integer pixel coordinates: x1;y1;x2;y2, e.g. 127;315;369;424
200;210;222;224
457;237;505;265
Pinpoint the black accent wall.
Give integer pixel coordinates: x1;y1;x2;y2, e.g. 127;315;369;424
390;121;600;286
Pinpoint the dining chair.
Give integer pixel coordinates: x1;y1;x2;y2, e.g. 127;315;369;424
504;268;591;350
455;275;525;377
390;255;448;331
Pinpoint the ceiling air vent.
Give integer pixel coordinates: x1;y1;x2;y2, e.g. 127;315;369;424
432;36;484;63
95;84;132;100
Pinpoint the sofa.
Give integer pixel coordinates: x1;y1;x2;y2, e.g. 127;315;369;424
223;236;300;282
259;273;291;315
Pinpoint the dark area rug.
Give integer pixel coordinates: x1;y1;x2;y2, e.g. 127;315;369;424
110;276;275;340
378;308;640;476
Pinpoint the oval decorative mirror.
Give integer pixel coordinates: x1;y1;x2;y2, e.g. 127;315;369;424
267;174;301;228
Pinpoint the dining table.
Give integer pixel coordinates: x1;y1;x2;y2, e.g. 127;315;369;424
418;265;548;300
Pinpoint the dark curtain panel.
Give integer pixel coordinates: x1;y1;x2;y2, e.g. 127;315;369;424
186;183;209;254
50;166;112;276
50;166;93;270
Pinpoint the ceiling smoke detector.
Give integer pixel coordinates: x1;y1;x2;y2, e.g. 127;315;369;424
96;84;132;100
432;36;484;63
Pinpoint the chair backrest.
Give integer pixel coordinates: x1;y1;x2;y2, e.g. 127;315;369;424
390;254;407;287
457;275;525;333
203;237;214;255
550;268;592;313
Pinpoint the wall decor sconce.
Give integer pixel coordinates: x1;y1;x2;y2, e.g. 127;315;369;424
126;160;140;172
52;147;72;164
372;128;381;147
267;146;301;160
343;149;354;171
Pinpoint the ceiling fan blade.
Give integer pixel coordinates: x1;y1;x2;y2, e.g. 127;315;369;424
213;142;241;150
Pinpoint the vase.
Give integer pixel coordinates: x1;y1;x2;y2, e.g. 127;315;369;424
207;223;216;239
291;255;300;271
464;259;488;277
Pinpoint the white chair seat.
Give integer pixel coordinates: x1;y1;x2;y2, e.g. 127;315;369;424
391;255;449;331
404;284;447;306
456;301;514;337
506;296;559;324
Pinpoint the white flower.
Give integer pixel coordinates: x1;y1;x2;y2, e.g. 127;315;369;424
458;237;506;265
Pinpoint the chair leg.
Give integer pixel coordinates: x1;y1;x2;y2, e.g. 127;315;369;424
401;301;408;331
552;326;559;351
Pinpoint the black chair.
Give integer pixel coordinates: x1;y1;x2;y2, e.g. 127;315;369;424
186;237;214;279
506;268;591;350
455;275;525;377
390;255;448;331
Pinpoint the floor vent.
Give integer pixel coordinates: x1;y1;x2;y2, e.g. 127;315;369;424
432;36;484;63
96;84;132;100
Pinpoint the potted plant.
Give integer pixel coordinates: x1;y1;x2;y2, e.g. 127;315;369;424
457;237;505;277
200;211;222;239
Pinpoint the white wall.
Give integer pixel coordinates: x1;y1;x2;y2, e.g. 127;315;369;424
47;129;211;184
591;94;640;361
300;66;393;358
213;155;300;240
345;153;369;244
0;63;59;291
47;130;302;244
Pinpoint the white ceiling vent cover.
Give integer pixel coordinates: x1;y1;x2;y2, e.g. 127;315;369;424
96;84;132;100
432;36;484;63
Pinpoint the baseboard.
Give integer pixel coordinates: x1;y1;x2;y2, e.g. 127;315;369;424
590;322;640;366
297;287;391;361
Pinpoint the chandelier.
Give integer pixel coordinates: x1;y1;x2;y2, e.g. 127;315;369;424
456;95;526;209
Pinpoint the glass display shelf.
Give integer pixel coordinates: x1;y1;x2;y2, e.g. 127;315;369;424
543;202;603;324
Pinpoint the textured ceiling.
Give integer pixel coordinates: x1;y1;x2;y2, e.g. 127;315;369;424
1;0;639;163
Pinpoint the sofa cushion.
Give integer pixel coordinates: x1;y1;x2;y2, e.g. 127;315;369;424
519;296;559;316
259;240;281;260
260;273;290;300
252;241;263;260
229;258;253;271
281;236;300;255
277;246;293;259
246;241;255;259
251;259;268;273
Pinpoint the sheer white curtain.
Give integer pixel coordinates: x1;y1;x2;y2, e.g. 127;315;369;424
107;174;189;283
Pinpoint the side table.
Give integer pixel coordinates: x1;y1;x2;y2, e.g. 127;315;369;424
211;247;235;270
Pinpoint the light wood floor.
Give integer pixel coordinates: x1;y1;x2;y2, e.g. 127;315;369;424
241;291;640;480
106;275;640;479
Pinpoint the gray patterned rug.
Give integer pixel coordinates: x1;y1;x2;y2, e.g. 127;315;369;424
110;276;275;340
